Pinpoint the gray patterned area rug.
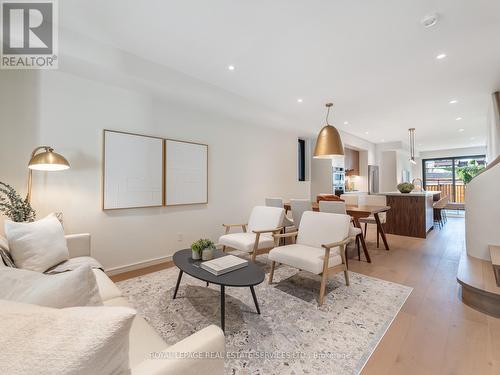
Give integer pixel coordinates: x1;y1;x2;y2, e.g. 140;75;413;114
117;254;411;375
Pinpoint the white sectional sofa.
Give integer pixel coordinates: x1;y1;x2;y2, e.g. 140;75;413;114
66;233;225;375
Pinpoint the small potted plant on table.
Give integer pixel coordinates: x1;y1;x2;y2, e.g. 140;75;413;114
191;238;216;261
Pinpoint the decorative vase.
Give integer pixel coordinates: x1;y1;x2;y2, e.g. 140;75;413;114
192;250;201;260
202;247;214;261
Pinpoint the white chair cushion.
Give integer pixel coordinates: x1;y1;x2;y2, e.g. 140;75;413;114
4;213;69;272
0;300;135;375
296;211;350;249
218;232;274;253
92;268;123;301
268;244;342;275
349;224;362;237
247;206;284;233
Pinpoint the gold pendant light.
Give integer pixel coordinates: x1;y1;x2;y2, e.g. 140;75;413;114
313;103;344;158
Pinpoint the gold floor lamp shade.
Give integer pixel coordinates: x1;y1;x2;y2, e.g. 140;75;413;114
26;146;70;202
313;103;345;158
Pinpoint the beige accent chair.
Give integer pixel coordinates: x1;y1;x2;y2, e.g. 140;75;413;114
219;206;284;261
358;194;387;248
268;211;352;306
265;197;294;229
318;200;362;262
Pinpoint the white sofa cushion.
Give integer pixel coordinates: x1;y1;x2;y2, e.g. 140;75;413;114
269;244;342;274
0;300;135;375
0;265;103;308
92;268;123;301
45;256;103;274
218;232;274;253
4;213;69;272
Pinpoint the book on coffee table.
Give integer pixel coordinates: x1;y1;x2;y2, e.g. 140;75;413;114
200;255;248;276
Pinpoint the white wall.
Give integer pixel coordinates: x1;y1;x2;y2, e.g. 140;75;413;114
0;54;310;272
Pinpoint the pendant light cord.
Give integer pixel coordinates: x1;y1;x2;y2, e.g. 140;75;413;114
325;103;333;125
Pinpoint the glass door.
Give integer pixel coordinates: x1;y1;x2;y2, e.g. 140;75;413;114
423;155;486;203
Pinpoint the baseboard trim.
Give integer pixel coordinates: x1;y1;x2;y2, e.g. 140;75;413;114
105;255;173;276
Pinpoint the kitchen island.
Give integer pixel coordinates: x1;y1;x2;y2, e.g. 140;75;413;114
378;191;441;238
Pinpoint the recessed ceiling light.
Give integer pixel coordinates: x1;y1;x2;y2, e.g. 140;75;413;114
436;53;447;60
344;121;349;125
364;131;369;135
449;99;458;104
456;117;463;121
297;98;303;103
421;13;440;28
227;65;235;71
381;139;385;142
458;128;465;132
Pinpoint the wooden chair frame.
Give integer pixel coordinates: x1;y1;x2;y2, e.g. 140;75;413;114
269;232;352;306
221;223;283;261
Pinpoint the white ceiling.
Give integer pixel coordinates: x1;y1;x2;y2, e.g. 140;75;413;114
61;0;500;151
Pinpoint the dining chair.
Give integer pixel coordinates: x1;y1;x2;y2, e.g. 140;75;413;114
318;201;363;262
358;194;387;248
289;199;312;229
219;206;284;261
269;211;352;306
265;197;294;229
340;194;359;206
316;194;342;203
433;196;449;228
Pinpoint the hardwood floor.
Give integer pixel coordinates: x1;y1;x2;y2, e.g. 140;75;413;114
110;217;499;374
353;218;500;375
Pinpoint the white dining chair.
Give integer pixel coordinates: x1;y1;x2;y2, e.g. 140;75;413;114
289;199;312;229
340;194;359;206
269;211;352;306
358;194;387;248
219;206;284;261
265;197;294;229
318;201;363;262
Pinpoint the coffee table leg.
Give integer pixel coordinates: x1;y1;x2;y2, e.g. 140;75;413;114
172;270;183;299
220;285;225;332
250;286;261;314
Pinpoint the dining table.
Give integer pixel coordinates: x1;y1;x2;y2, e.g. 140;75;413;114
283;202;391;263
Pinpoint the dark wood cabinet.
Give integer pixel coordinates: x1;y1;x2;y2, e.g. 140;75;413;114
344;147;359;176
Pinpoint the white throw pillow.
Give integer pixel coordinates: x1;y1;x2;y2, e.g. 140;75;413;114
5;213;69;272
0;300;135;375
0;265;103;308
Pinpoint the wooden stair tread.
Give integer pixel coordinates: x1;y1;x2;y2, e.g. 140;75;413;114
489;245;500;265
457;252;500;296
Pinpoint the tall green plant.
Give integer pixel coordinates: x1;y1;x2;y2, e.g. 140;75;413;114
0;182;36;222
456;160;485;184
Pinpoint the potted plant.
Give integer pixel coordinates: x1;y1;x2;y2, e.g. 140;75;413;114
0;182;36;222
397;182;414;194
191;238;216;261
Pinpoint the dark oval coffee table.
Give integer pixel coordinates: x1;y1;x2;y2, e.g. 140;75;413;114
172;249;265;332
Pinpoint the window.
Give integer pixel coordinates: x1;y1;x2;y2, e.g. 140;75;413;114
298;138;306;181
422;155;486;203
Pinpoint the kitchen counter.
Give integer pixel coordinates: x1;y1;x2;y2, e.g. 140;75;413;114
379;191;442;238
378;191;441;197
